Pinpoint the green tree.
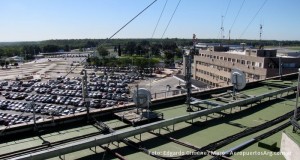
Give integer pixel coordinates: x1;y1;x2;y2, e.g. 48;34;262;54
0;60;5;68
125;41;136;56
5;61;9;68
0;48;4;58
150;43;162;56
96;46;109;66
43;45;60;53
118;44;121;56
163;50;175;68
64;45;70;52
97;46;109;58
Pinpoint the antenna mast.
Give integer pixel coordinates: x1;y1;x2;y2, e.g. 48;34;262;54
220;16;224;44
259;24;263;42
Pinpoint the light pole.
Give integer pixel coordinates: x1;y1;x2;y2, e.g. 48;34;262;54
279;57;282;79
293;68;300;132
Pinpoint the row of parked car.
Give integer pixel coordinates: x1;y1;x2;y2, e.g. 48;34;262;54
25;94;84;106
0;112;41;126
47;54;88;58
0;100;87;117
84;66;162;74
2;92;28;100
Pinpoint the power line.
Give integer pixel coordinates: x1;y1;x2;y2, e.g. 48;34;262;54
151;0;168;38
63;0;158;78
239;0;268;39
109;0;158;39
224;0;231;20
217;0;231;39
229;0;245;32
223;0;231;40
161;0;182;38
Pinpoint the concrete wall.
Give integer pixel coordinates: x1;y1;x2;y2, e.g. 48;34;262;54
281;132;300;160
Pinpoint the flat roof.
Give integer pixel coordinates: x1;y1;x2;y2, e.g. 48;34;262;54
0;78;298;159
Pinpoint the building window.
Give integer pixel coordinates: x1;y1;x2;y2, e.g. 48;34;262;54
224;57;227;61
283;63;296;68
241;60;245;65
228;58;231;61
220;57;223;60
237;59;240;63
253;75;260;80
232;59;236;62
252;62;255;66
247;61;251;65
217;56;219;59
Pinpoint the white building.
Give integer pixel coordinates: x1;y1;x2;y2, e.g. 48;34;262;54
7;56;24;62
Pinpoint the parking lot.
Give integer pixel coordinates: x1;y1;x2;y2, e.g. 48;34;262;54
0;56;188;128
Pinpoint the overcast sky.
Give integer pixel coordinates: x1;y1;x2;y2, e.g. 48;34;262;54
0;0;299;42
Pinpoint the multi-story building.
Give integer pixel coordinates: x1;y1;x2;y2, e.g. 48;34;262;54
194;46;300;87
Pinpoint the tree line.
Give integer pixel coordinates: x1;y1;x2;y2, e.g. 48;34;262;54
1;38;300;61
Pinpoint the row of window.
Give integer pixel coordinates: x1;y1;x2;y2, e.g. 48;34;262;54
196;62;232;73
195;68;261;81
196;69;231;82
195;76;223;87
198;54;263;68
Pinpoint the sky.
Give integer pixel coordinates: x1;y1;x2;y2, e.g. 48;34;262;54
0;0;300;42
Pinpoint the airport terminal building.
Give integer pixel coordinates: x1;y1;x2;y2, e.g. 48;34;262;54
193;46;300;87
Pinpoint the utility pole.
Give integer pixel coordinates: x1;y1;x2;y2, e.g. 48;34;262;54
185;54;192;112
259;24;263;49
279;57;282;79
136;84;139;113
30;101;38;131
220;15;224;45
185;34;194;112
82;70;90;122
259;24;263;42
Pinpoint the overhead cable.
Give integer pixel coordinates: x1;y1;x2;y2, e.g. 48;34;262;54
230;0;246;32
161;0;182;38
63;0;158;78
239;0;268;39
151;0;168;38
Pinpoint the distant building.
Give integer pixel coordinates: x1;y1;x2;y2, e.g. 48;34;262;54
193;46;300;87
7;56;24;62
